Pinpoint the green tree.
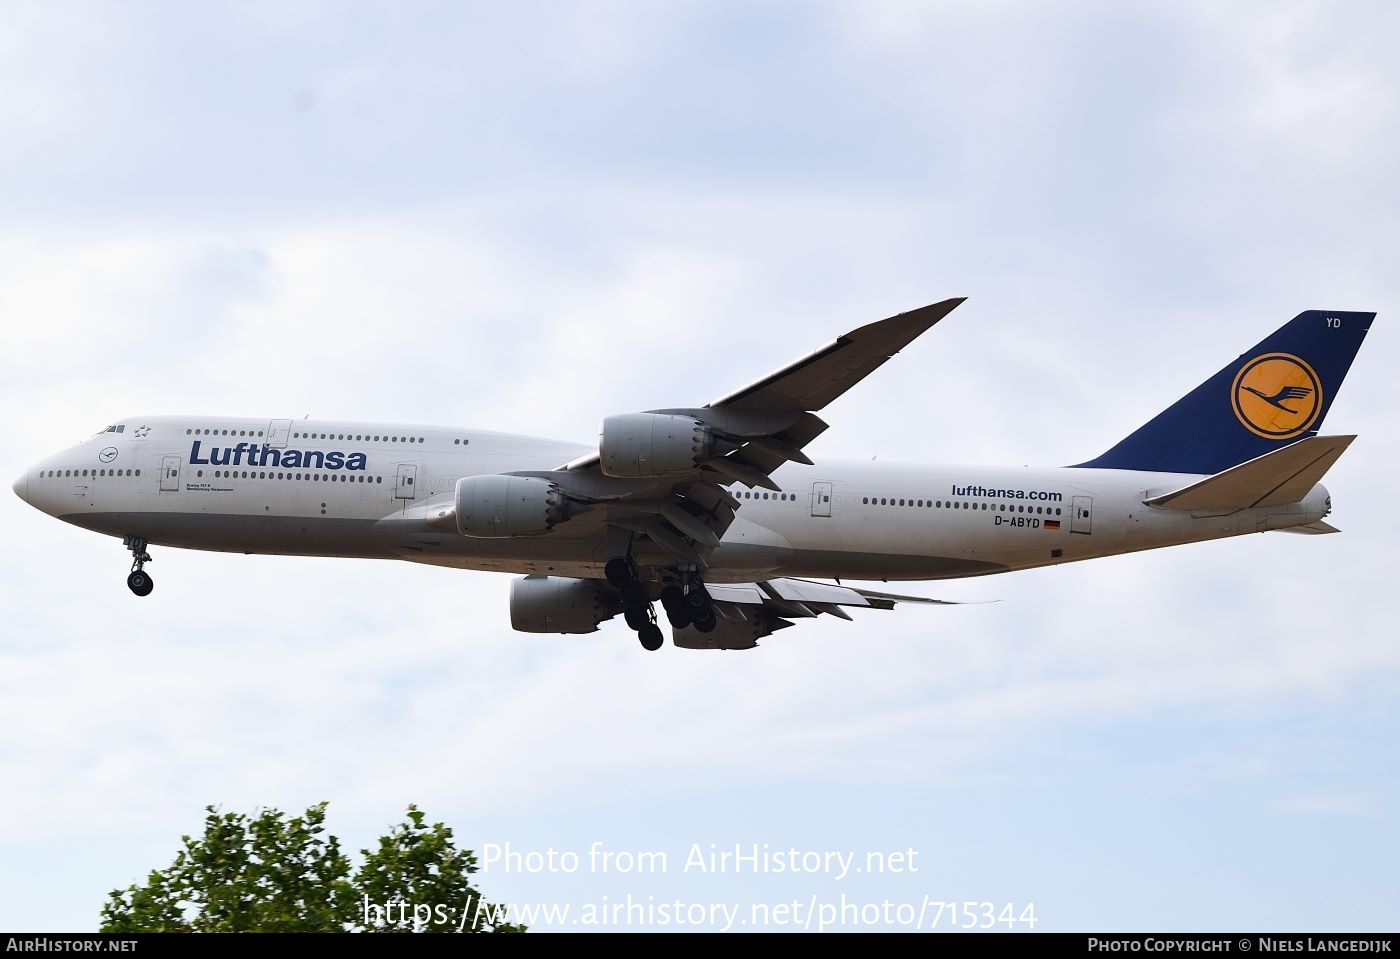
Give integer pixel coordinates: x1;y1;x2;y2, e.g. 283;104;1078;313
353;805;522;933
100;804;522;933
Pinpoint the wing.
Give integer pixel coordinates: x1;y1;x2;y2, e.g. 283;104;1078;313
673;578;975;650
558;297;964;473
705;298;967;411
543;298;966;571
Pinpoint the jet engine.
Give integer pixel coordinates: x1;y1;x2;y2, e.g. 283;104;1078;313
510;575;620;634
455;475;574;538
599;413;720;478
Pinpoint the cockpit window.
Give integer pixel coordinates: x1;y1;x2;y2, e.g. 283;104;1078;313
95;425;126;434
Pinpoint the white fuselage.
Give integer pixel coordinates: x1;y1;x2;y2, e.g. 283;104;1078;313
14;416;1331;583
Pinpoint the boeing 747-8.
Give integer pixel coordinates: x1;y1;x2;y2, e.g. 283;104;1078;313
12;300;1373;650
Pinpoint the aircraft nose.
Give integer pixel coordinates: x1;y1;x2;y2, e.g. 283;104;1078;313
13;470;28;503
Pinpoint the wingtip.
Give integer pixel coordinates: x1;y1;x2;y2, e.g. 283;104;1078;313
895;296;966;318
927;295;968;310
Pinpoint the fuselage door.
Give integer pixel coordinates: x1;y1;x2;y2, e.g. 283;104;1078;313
811;481;833;518
1071;495;1092;534
395;463;418;500
160;455;182;492
266;419;292;449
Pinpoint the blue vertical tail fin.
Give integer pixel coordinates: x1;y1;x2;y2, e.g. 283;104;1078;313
1074;309;1375;475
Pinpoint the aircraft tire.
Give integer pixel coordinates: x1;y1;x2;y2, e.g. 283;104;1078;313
604;558;631;588
638;624;664;651
620;580;647;607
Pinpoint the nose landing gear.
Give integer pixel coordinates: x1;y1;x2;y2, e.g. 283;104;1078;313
124;535;154;597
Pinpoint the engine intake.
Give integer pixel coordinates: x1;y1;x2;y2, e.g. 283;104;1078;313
510;575;619;634
599;413;718;478
455;475;572;538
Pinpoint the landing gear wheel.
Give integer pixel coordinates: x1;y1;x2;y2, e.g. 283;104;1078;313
620;580;648;607
611;559;662;648
123;535;154;597
659;584;691;629
604;558;633;588
638;623;664;651
685;584;715;631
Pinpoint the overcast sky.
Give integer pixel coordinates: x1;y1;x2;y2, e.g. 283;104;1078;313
2;0;1397;932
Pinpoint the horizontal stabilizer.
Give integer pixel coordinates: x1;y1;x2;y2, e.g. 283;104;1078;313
1144;435;1355;512
1277;520;1341;535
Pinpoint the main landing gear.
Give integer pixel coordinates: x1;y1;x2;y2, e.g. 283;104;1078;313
605;557;664;651
124;535;154;597
659;580;716;633
605;560;719;650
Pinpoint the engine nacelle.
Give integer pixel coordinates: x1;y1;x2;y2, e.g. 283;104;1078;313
599;413;717;478
455;475;570;538
673;608;785;650
510;575;619;634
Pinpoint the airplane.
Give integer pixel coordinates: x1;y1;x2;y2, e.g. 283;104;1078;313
11;300;1374;651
